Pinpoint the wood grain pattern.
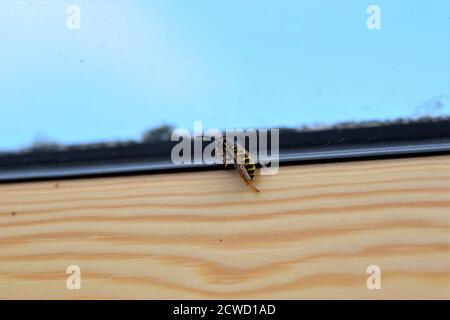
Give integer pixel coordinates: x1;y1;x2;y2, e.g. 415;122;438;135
0;156;449;299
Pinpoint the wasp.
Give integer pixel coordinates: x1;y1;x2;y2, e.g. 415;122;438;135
221;138;260;193
196;135;262;192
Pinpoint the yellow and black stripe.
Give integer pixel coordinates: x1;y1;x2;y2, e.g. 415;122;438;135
223;139;257;180
243;154;257;179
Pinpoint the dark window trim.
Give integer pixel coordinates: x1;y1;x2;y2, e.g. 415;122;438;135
0;118;449;183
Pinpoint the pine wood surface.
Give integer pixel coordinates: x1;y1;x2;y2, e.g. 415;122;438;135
0;155;448;299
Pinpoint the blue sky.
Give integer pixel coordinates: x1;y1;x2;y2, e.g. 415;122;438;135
0;0;449;150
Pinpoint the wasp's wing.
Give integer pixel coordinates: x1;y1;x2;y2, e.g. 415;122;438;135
234;162;260;192
234;162;252;181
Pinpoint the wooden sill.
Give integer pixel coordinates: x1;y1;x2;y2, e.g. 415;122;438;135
0;155;448;299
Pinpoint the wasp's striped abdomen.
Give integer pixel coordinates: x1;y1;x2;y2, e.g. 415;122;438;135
222;138;260;192
232;144;256;180
243;154;257;179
